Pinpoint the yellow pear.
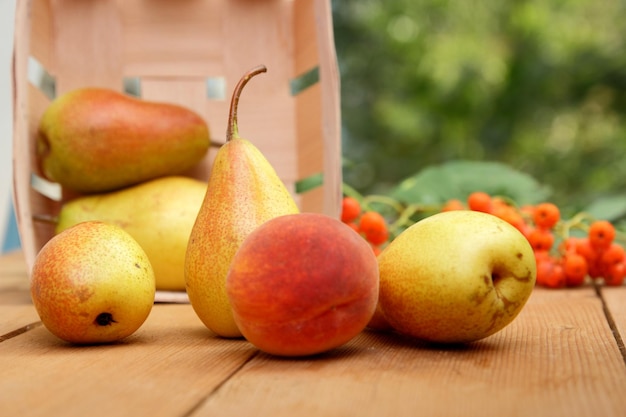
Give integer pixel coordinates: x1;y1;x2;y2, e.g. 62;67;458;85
377;210;536;344
185;66;299;338
37;87;210;193
56;176;207;291
30;221;155;344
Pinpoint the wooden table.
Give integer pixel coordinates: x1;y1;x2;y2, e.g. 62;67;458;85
1;249;625;417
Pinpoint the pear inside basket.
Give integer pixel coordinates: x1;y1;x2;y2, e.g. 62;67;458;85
12;0;342;302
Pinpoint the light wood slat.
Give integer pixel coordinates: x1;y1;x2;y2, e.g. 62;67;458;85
51;0;125;92
601;286;626;360
0;306;40;335
0;282;31;306
121;0;224;78
295;83;324;180
190;288;626;417
0;251;31;306
0;250;29;281
312;0;343;218
293;0;318;76
0;304;257;417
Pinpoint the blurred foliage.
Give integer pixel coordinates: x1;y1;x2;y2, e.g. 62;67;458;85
332;0;626;218
389;160;550;205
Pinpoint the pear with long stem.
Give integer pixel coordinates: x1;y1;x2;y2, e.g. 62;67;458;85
185;65;299;338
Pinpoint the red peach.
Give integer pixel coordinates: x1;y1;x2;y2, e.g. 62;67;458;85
226;212;379;357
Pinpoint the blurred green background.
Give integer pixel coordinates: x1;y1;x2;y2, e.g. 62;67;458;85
332;0;626;218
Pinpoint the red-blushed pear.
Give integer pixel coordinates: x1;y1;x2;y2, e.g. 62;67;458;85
30;221;156;344
37;87;210;193
226;213;379;357
184;66;299;338
377;210;537;344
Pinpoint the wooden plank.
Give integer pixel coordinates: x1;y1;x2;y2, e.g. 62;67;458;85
312;0;343;218
51;0;125;92
0;306;40;336
120;0;224;78
0;250;31;305
601;286;626;361
190;288;626;417
0;304;257;417
293;0;317;76
2;253;624;416
0;250;29;281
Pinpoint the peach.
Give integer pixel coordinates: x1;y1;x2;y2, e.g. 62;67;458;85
226;213;379;357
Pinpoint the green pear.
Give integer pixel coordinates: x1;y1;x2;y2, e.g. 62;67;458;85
56;176;207;291
37;87;210;193
185;65;299;338
31;221;155;344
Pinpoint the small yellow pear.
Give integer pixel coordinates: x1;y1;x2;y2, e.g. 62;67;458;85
55;176;207;291
185;66;299;338
30;221;156;344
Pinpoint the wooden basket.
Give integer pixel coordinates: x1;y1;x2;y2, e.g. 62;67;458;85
11;0;342;277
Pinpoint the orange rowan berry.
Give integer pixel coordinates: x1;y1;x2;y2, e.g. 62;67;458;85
492;204;526;232
441;199;465;211
604;262;626;286
562;253;588;287
588;220;616;252
366;227;389;246
599;243;625;267
467;191;493;213
527;227;555;252
359;211;389;245
346;222;360;234
534;249;551;264
490;202;509;219
533;202;560;229
574;238;597;264
371;245;383;257
341;196;361;223
560;237;581;254
535;256;553;287
539;259;566;289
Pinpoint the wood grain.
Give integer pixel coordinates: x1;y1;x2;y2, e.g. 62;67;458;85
599;285;626;362
192;288;626;417
0;304;258;417
1;251;626;416
0;251;31;305
0;306;40;336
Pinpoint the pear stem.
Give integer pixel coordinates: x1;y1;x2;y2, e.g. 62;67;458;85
226;65;268;142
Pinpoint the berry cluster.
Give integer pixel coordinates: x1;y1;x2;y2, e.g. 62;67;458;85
341;190;625;288
445;192;626;288
341;196;389;255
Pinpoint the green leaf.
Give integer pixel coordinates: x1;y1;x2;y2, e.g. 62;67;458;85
583;195;626;222
389;160;551;205
295;173;324;194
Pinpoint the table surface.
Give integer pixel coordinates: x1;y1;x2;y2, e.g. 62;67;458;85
1;249;625;417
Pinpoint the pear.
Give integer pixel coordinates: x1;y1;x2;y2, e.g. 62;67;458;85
56;176;207;291
30;221;155;344
377;210;536;343
185;65;299;338
37;87;210;193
